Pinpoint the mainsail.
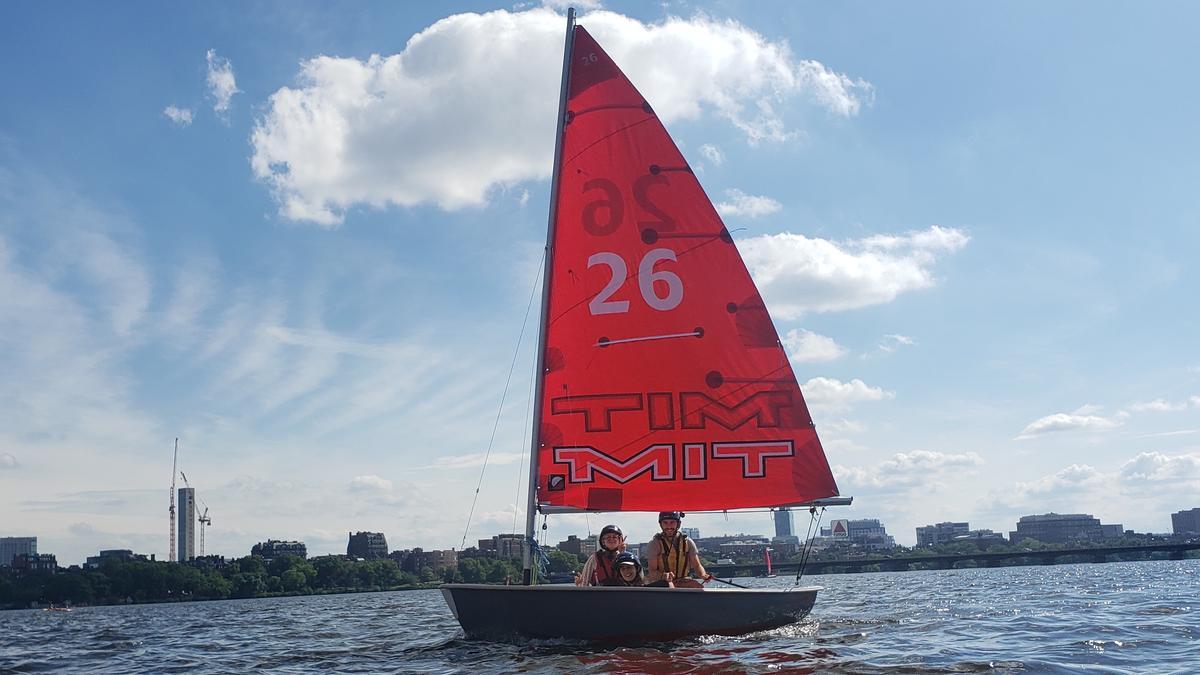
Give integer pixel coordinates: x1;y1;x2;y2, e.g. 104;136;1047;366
535;26;839;513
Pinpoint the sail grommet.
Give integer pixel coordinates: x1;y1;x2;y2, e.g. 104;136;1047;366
564;110;575;125
705;370;725;389
694;327;704;339
649;164;661;175
726;302;738;313
719;228;733;243
641;228;658;244
642;101;654;114
597;336;610;348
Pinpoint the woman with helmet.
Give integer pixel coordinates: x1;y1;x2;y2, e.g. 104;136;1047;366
646;511;711;589
574;524;627;586
599;551;645;586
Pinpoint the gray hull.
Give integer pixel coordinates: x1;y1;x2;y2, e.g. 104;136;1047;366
440;583;819;641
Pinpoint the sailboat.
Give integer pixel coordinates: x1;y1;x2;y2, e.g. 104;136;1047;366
441;8;847;641
761;547;777;578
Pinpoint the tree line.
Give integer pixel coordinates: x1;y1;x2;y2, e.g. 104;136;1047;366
0;549;584;609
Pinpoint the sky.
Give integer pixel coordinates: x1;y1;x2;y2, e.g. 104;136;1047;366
2;1;1198;566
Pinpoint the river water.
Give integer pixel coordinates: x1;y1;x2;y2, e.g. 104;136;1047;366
2;559;1196;673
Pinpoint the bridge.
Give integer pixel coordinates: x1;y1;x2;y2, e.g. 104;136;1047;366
707;542;1200;577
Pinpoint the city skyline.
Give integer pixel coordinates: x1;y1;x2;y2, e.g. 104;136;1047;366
3;2;1199;567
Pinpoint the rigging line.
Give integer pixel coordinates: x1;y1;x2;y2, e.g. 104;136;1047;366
596;330;701;347
795;506;826;586
461;253;545;550
512;331;540;537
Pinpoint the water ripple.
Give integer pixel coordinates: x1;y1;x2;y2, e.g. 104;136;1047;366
1;560;1196;673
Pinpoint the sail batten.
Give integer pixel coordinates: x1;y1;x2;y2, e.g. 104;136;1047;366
534;25;839;514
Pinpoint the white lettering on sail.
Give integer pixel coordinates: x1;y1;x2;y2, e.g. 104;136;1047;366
587;252;630;315
554;445;675;483
639;248;683;311
683;443;707;479
711;441;795;478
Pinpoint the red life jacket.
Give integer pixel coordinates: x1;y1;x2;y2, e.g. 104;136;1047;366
591;550;618;584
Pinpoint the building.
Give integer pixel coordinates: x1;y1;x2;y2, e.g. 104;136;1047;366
495;534;523;559
916;522;970;547
347;531;388;559
1171;508;1200;535
773;508;794;538
718;538;770;558
178;487;196;561
84;549;150;569
12;553;57;572
251;540;307;560
0;537;37;567
681;527;700;540
1009;513;1124;544
771;535;801;555
819;519;896;550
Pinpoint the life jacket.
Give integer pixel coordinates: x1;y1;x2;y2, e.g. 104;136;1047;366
654;532;690;579
591;549;618;585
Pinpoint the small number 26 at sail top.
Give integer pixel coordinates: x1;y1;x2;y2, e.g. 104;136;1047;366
535;23;840;514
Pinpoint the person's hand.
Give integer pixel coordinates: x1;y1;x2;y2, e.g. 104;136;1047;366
703;573;714;582
664;571;675;582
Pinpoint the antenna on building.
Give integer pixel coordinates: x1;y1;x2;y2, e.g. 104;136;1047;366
169;438;178;563
198;498;211;557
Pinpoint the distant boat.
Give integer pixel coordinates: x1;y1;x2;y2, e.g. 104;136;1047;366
441;8;847;641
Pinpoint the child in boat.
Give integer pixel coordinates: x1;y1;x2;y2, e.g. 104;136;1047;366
600;551;645;586
575;524;626;586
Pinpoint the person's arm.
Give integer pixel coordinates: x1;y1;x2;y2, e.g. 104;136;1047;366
687;539;711;580
576;554;596;586
645;539;672;583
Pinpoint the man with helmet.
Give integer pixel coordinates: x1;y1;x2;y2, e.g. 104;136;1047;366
575;523;627;586
646;511;711;588
599;551;645;587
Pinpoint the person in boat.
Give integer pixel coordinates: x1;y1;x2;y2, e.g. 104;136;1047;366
646;511;712;589
599;551;645;587
575;524;626;586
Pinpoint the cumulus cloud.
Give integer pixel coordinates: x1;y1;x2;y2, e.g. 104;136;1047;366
348;474;393;491
1118;451;1200;483
206;49;240;115
740;226;968;319
162;105;194;127
782;328;846;363
802;376;892;413
699;143;724;166
715;189;782;218
250;8;870;225
0;452;17;469
835;450;982;492
1015;412;1122;440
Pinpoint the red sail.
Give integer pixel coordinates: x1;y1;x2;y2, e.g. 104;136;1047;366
536;26;839;512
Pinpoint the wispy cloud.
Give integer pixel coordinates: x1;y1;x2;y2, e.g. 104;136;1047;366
206;49;240;116
741;226;969;319
1015;412;1122;440
699;143;724;166
349;474;393;491
1;453;18;469
431;451;525;469
835;450;982;493
250;8;869;225
162;105;194;127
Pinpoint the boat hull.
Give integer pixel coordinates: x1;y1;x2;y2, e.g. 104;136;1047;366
440;583;819;641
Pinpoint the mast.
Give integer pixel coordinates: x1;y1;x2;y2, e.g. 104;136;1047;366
523;6;576;586
169;438;178;563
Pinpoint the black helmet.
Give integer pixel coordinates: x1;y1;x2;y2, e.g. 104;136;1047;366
614;551;641;572
658;511;684;522
599;524;623;550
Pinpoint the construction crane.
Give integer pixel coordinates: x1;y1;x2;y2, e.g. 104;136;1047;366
198;499;211;557
169;438;178;563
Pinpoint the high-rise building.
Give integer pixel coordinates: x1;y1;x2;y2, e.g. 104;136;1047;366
820;519;896;550
178;487;196;561
773;508;794;538
1172;508;1200;534
681;527;700;540
347;531;388;559
916;522;970;546
0;537;37;566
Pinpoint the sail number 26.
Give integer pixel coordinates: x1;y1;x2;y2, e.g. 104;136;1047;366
588;249;683;314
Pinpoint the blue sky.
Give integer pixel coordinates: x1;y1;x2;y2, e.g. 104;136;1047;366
2;1;1198;565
